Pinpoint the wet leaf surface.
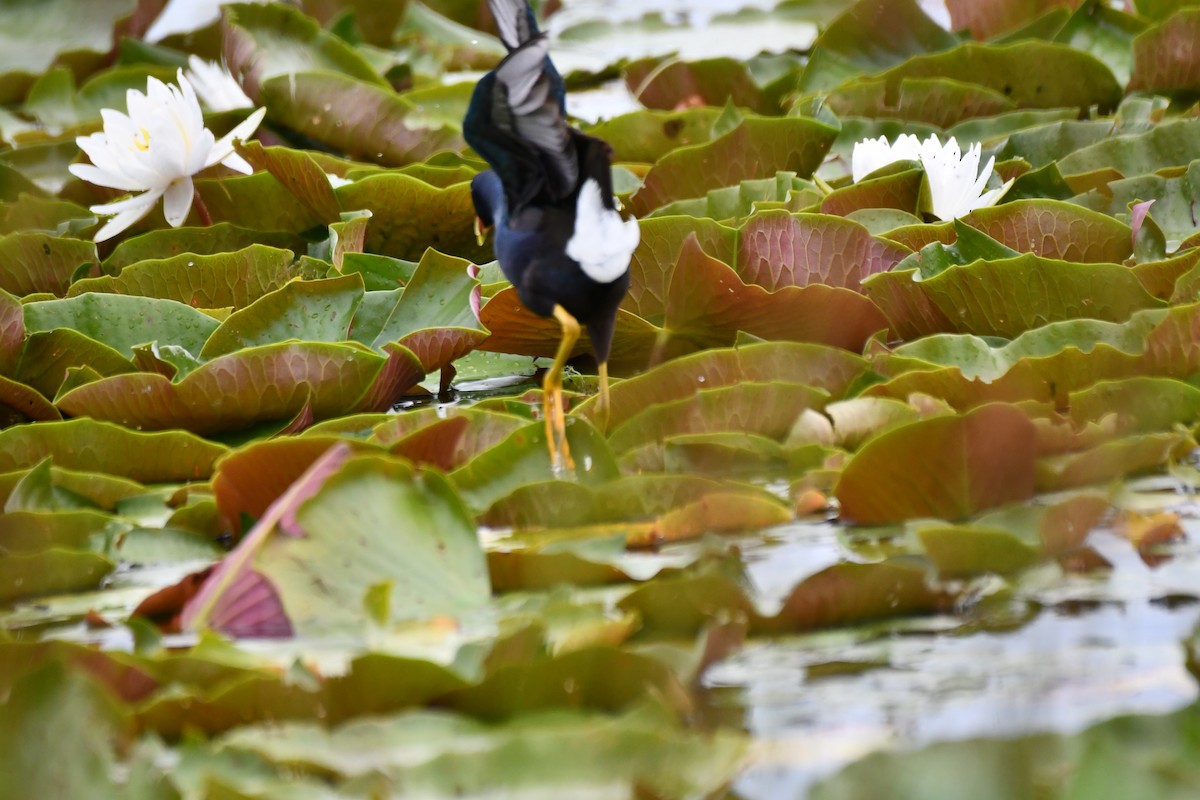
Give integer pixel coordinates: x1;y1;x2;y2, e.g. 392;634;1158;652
4;2;1200;797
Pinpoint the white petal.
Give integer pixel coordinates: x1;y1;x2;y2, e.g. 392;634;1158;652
973;178;1015;212
68;163;145;192
90;189;163;217
162;178;195;227
219;152;254;175
89;189;163;243
145;0;223;43
207;106;266;168
185;55;253;112
918;0;953;30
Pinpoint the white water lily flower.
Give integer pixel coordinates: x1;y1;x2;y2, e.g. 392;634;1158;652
69;70;266;242
918;134;1013;221
184;56;253;112
850;133;922;183
145;0;268;43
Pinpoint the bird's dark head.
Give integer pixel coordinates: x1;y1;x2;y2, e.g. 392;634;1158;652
471;170;506;229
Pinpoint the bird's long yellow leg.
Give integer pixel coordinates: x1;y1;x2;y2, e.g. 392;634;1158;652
596;361;611;434
545;304;580;474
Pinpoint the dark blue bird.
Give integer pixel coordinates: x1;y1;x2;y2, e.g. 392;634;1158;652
464;0;639;473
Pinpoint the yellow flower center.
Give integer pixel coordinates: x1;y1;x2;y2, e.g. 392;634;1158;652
133;127;152;152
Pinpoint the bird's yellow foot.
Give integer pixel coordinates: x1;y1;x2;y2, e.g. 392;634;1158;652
545;304;580;475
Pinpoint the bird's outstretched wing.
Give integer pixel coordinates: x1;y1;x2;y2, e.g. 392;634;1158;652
488;0;540;51
464;34;578;214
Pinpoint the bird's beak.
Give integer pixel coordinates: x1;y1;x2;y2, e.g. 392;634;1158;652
474;216;489;246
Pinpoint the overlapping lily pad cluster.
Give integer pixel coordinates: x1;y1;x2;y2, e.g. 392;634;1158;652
3;0;1200;797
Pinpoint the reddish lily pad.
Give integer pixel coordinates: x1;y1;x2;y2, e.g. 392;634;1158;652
13;329;138;400
735;210;912;291
625;216;736;318
55;342;386;434
883;200;1134;264
0;288;21;373
946;0;1081;40
0;375;60;424
382;409;528;472
234;141;342;224
624;56;770;113
628;117;838;217
1128;9;1200;98
652;236;890;360
259;72;465;168
477;287;658;374
821;167;924;218
836;403;1038;524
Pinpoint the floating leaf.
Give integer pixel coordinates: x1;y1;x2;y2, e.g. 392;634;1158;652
836;404;1038;524
56;342;386;434
735;210;912;291
259;72;465;168
799;0;960;93
224;2;386;98
0;662;127;800
336;174;485;262
258;454;490;633
0;232;96;297
1127;8;1200;99
0;548;114;603
629;117;838;216
200;274;364;359
587;107;722;164
0;418;226;481
71;245;298;309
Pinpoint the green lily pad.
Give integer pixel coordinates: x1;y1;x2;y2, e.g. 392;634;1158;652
336;174;485;262
0;548;114;604
224;1;385;97
587;107;722;164
0;418;226;481
0;232;97;297
71;245;298;309
24;292;221;360
200;274;364;359
0;662;128;800
799;0;960;93
866;254;1163;339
